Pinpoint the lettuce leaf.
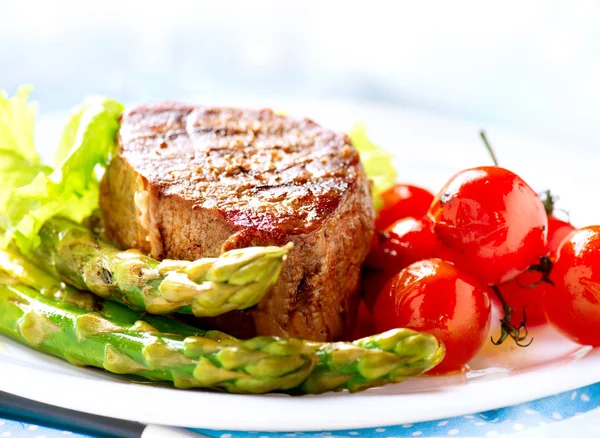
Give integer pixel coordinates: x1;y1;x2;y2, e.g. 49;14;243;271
350;124;398;211
0;86;40;163
0;88;123;253
0;150;51;222
0;87;51;222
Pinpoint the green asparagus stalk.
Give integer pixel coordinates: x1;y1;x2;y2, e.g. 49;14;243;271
0;248;445;393
27;217;291;317
0;282;316;393
0;247;98;311
301;330;444;393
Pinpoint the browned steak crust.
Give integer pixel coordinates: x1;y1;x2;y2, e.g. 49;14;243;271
100;103;374;341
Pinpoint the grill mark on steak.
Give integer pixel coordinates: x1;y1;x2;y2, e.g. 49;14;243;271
100;103;375;341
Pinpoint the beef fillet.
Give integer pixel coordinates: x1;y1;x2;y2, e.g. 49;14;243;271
100;103;374;341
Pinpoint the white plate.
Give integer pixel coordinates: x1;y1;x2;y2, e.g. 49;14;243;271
1;100;599;431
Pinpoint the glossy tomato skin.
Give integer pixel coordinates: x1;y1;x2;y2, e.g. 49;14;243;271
545;226;600;346
366;217;443;273
496;217;575;327
364;217;447;311
495;270;550;326
547;216;575;252
376;184;434;230
373;258;492;373
428;166;548;286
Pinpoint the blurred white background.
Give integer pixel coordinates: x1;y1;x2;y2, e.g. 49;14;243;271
1;0;599;147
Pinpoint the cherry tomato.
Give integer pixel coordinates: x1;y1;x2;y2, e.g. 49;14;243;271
547;216;575;252
541;190;573;250
495;270;550;326
350;300;376;340
544;226;600;346
364;217;447;311
428;166;548;286
376;184;434;230
366;217;443;273
373;258;492;373
496;216;575;327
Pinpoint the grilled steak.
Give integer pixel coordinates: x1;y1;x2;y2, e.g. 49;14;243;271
99;103;374;341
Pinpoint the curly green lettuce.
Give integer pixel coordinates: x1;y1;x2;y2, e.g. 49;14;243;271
0;87;50;224
350;124;397;211
0;86;39;163
0;87;123;253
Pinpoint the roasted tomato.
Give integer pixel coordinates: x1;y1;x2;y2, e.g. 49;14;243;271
544;226;600;346
373;258;492;373
428;166;548;286
376;184;434;230
364;217;445;311
496;216;575;327
547;216;575;253
366;217;443;273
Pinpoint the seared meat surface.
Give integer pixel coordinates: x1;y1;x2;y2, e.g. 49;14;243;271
100;103;374;341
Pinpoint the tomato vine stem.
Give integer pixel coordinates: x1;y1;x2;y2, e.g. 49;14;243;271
524;255;555;287
490;285;533;347
479;130;499;167
541;190;571;223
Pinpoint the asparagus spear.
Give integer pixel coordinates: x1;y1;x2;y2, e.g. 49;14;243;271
0;249;445;393
0;247;98;311
27;217;291;317
0;282;316;393
300;329;444;393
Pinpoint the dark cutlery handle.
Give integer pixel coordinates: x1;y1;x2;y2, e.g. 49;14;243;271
0;391;145;438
